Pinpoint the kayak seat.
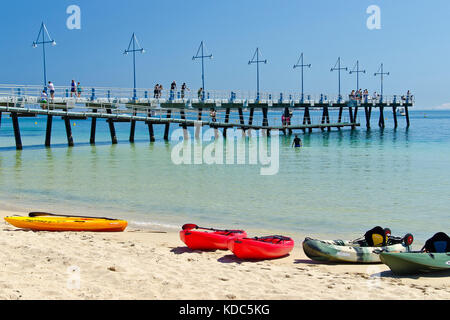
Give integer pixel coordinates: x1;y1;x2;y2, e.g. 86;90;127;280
364;226;388;247
424;232;450;253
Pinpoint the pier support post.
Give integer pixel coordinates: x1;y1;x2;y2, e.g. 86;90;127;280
348;106;354;123
147;111;155;142
63;116;74;147
197;109;203;121
321;107;330;131
11;112;22;150
378;106;385;128
90;109;97;145
180;109;188;140
129;110;137;143
352;107;358;129
262;107;269;127
223;108;231;138
164;110;172;141
106;109;118;144
0;112;2;128
365;107;372;129
405;107;410;127
337;107;343;131
45;115;53;147
392;106;398;128
303;107;312;133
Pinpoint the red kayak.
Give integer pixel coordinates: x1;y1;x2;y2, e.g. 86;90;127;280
180;224;247;250
228;236;295;260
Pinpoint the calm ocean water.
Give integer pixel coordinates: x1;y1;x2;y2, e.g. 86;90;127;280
0;109;448;244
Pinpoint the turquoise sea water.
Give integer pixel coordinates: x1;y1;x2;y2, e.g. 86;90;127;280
0;109;449;244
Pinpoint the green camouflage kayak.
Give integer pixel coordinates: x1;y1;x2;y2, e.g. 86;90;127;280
302;237;411;263
380;252;450;275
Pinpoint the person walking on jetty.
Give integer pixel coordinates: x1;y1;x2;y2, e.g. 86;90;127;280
48;81;55;100
170;81;177;100
181;83;189;99
77;82;83;98
198;87;203;100
292;135;302;148
153;84;159;98
158;84;163;98
70;80;76;97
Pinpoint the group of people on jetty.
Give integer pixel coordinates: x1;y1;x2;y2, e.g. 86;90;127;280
349;89;413;102
40;80;83;104
153;81;204;100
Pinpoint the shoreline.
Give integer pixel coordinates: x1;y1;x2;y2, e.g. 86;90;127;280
0;208;448;300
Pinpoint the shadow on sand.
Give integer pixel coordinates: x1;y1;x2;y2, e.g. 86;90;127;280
170;246;217;255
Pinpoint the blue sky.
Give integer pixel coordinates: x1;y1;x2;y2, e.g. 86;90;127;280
1;0;449;108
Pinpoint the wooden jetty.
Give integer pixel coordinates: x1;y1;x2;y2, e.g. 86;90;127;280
0;85;413;150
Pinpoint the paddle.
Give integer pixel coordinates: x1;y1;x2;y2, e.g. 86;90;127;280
29;212;119;221
181;223;243;234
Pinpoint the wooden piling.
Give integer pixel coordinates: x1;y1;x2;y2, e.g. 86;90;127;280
378;106;385;128
45;115;53;147
90;109;97;145
106;109;118;144
303;107;312;133
392;106;398;128
147;111;155;142
405;107;410;127
352;107;358;129
262;107;269;127
365;106;372;129
164;109;172;141
63;116;74;147
129;110;137;143
223;108;231;138
10;112;22;150
197;108;203;121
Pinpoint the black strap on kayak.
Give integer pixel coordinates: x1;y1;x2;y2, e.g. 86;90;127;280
29;212;119;221
252;235;291;243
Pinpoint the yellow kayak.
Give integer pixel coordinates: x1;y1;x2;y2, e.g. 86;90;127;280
4;216;128;232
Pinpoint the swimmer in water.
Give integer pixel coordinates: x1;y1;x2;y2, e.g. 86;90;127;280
292;135;302;148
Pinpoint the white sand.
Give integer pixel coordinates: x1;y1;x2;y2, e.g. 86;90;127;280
0;209;448;300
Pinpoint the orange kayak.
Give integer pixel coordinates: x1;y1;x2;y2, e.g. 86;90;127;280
4;216;128;232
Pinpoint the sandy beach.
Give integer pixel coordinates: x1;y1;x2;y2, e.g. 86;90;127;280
0;208;448;300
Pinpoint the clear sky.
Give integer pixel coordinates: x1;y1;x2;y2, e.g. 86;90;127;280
1;0;449;108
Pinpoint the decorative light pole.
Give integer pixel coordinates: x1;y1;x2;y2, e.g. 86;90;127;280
123;33;145;101
374;63;389;102
330;57;347;102
248;48;267;102
32;22;56;91
192;41;213;101
293;52;311;102
349;60;365;91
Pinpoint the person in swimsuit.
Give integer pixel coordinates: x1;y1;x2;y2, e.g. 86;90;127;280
292;135;302;148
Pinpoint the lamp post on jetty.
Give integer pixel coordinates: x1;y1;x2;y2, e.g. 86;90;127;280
192;41;213;102
248;48;267;102
374;63;389;102
123;33;145;101
349;60;365;92
330;57;347;102
293;52;311;102
32;22;56;91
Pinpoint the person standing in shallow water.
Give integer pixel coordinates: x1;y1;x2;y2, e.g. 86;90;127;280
292;135;302;148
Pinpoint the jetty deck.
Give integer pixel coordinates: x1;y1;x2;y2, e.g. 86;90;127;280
0;85;413;150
